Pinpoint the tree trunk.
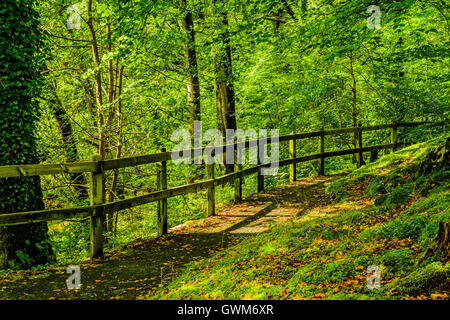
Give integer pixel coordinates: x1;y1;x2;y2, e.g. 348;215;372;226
107;65;124;233
49;84;88;199
349;51;358;131
349;51;359;164
179;0;201;142
0;0;53;269
86;0;109;238
0;177;53;269
104;18;116;234
180;0;203;183
420;222;450;263
211;1;237;173
435;222;450;261
86;0;106;160
273;9;282;34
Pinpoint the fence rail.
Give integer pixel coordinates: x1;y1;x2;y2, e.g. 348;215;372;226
0;121;446;259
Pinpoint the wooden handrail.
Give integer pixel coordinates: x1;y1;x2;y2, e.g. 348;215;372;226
0;121;446;259
0;121;444;179
0;143;409;225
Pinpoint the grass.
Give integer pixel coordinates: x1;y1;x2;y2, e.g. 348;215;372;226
2;135;447;300
146;134;449;300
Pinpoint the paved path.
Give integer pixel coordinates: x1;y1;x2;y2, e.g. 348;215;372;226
0;174;343;300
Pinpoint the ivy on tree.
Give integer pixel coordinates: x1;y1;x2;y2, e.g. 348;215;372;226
0;0;54;269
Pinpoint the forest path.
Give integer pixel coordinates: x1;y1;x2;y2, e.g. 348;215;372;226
0;174;345;300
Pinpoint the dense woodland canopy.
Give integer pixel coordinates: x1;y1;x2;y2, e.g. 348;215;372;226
36;0;448;162
0;0;448;288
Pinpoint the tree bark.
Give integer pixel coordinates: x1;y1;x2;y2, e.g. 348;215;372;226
49;84;88;199
86;0;109;237
104;16;117;148
349;51;359;164
211;1;237;173
273;9;282;34
179;0;201;142
281;0;297;21
0;0;53;269
420;222;450;263
435;222;450;261
349;51;358;130
107;65;124;233
86;0;106;160
180;0;204;183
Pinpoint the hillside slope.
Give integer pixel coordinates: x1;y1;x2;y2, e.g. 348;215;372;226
150;135;449;300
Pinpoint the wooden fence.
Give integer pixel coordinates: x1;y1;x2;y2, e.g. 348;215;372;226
0;121;445;259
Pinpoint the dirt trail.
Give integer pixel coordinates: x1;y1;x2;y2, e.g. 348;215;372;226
0;174;343;300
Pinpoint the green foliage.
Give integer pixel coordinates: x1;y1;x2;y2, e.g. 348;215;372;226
388;262;450;296
375;249;414;276
365;177;386;197
0;0;53;269
361;189;449;243
325;182;348;203
10;250;33;269
0;0;448;276
0;0;45;211
290;261;357;286
48;220;90;263
381;186;410;208
148;138;449;300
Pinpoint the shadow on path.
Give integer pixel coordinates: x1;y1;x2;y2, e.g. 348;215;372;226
0;174;344;300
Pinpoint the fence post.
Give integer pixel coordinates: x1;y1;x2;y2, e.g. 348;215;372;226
356;122;364;168
391;123;398;152
257;139;264;192
206;161;215;216
234;161;242;202
289;131;296;183
89;154;104;259
370;150;378;163
157;147;168;236
318;128;325;175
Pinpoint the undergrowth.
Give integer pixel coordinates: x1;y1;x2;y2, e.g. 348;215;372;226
148;134;449;300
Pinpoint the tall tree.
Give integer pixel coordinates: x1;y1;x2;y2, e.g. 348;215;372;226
179;0;201;142
48;82;88;199
211;0;236;172
86;0;106;160
0;0;53;269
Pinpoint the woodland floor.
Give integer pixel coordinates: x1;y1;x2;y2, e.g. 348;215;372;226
0;174;345;300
